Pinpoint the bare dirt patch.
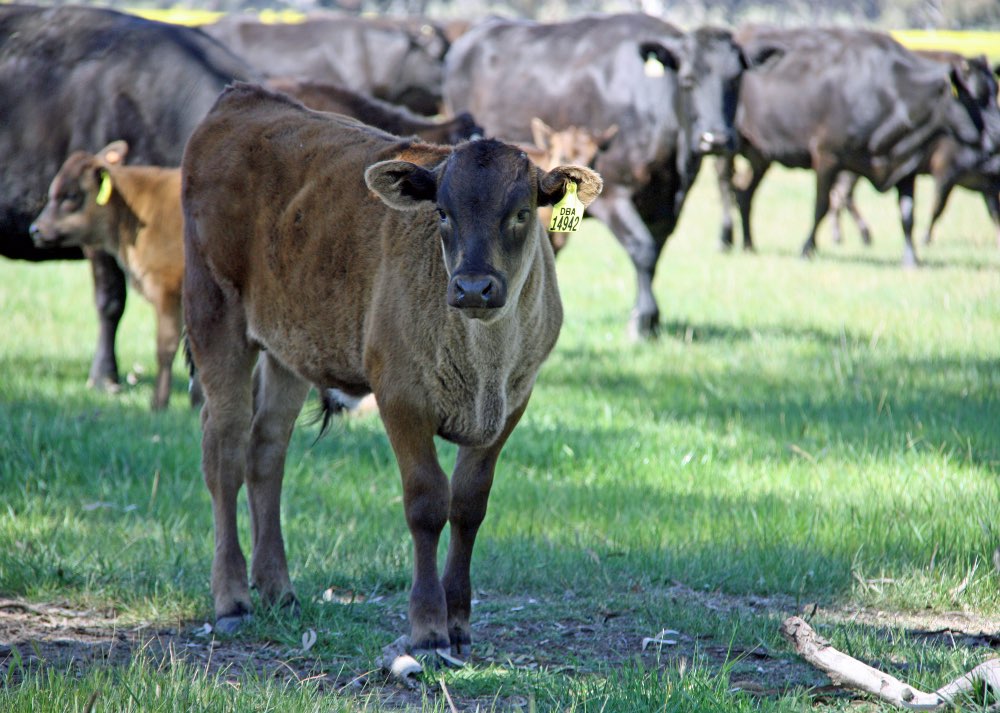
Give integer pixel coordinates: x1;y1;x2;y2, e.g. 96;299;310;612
1;588;996;709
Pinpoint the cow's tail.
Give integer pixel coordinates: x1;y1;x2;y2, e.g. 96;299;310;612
307;389;356;444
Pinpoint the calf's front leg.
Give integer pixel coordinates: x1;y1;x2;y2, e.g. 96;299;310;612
442;403;526;657
151;288;183;410
381;406;450;653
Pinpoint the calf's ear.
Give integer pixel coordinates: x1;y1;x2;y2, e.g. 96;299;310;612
538;165;603;208
530;117;553;149
97;140;129;166
365;160;438;210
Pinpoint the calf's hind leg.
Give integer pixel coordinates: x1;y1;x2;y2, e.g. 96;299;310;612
184;252;258;634
246;353;310;612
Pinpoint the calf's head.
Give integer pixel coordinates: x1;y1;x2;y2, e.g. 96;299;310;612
30;141;129;249
530;118;619;170
641;28;781;155
366;139;601;319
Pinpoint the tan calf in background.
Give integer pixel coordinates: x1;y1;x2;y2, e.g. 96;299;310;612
31;141;198;410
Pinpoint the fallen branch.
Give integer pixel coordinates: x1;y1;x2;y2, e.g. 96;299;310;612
780;616;1000;710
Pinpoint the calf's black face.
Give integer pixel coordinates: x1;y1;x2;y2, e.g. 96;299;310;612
365;139;601;320
30;152;108;249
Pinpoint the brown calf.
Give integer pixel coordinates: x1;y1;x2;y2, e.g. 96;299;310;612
523;118;618;255
30;141;196;411
266;77;482;145
181;83;601;655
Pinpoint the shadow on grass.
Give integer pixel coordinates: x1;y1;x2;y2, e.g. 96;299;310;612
0;342;996;611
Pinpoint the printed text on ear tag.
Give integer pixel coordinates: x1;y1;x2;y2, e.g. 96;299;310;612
95;171;113;206
548;181;584;233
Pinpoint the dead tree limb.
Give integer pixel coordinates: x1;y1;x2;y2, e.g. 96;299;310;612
780;615;1000;710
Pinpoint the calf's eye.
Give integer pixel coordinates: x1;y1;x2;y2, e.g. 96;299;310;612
516;208;531;223
437;208;448;222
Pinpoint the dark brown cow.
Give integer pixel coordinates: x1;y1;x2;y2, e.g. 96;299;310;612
30;141;198;411
0;5;254;392
266;77;481;144
827;54;1000;249
181;83;602;655
444;15;780;338
203;13;449;115
715;26;999;265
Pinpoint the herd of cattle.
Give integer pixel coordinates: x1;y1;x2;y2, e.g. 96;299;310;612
2;4;998;658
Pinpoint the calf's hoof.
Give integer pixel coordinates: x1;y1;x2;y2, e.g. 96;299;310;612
215;612;252;635
449;631;472;659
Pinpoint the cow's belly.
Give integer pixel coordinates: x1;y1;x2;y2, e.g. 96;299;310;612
246;311;368;393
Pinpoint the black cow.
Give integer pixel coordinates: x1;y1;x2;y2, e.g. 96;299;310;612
714;26;999;265
202;13;449;116
444;15;777;338
0;4;254;390
265;77;482;145
827;54;1000;250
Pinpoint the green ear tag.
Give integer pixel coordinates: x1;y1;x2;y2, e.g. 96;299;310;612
95;171;112;206
547;181;584;233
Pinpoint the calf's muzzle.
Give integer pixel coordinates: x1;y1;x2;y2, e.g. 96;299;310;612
447;272;506;310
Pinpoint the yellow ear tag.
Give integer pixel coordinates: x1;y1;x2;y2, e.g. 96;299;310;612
95;171;112;206
644;55;665;78
547;181;584;233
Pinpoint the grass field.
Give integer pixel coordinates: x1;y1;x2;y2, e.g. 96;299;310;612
1;164;998;710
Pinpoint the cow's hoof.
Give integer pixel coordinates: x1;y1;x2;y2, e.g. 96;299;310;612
87;376;122;394
215;612;252;635
627;312;660;342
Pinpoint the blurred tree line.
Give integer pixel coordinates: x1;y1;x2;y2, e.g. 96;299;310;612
107;0;1000;28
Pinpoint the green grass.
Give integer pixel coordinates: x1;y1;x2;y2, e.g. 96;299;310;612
1;165;998;710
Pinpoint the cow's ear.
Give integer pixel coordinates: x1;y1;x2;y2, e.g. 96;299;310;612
597;124;619;151
530;117;553;149
994;62;1000;79
97;140;129;166
537;165;603;208
639;40;680;72
365;160;438;210
739;43;784;69
949;65;985;136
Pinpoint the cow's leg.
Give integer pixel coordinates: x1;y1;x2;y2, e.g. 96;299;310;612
896;174;918;268
844;175;872;246
84;248;126;391
734;150;769;251
586;186;662;339
246;353;309;612
715;155;735;251
984;191;1000;250
442;403;527;657
149;288;182;411
800;160;837;259
380;406;450;652
184;248;257;634
922;177;956;246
